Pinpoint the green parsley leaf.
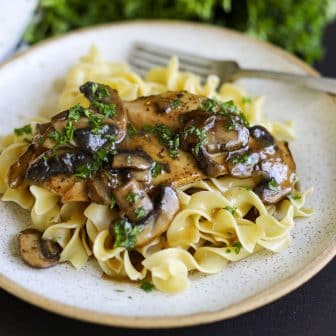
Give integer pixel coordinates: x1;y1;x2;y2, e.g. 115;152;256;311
183;125;208;156
140;281;156;292
268;178;278;191
126;192;140;205
241;96;252;105
92;101;117;118
112;218;140;249
134;207;146;219
127;123;139;137
232;242;242;254
14;124;32;136
144;124;180;159
225;205;237;215
151;161;164;178
75;147;109;179
201;98;218;114
83;109;105;134
170;99;182;109
239;112;250;127
229;153;249;165
220;100;238;114
288;194;302;201
109;195;116;208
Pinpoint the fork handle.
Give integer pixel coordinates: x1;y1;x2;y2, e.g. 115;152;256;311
234;69;336;95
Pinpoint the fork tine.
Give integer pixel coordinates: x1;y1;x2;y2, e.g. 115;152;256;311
130;49;211;77
134;41;212;70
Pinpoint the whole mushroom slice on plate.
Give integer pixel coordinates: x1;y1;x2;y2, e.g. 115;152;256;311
113;178;154;222
18;229;61;268
111;150;153;170
135;186;180;247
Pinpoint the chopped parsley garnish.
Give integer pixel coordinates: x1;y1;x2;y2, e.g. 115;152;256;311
14;124;32;136
226;249;231;253
226;117;237;131
134;207;146;219
92;101;117;118
229;153;249;165
144;124;180;159
140;281;156;292
220;100;239;114
241;96;252;104
202;98;218;114
49;129;68;145
68;104;83;121
268;178;279;191
239;112;250;127
151;161;164;178
89;83;109;100
232;242;242;254
109;195;116;208
103;134;116;142
127;123;139;137
83;109;105;134
183;125;208;156
75;147;109;179
170;99;181;109
126;192;140;205
288;194;302;201
225;205;237;215
112;218;140;249
200;99;250;127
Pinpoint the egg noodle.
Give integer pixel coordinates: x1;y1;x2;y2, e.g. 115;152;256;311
0;47;312;293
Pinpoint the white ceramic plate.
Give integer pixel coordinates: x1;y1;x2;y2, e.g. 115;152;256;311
0;21;335;328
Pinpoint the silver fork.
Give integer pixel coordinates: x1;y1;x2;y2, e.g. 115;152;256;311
129;41;336;95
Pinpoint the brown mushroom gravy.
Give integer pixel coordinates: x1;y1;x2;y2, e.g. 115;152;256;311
10;82;296;262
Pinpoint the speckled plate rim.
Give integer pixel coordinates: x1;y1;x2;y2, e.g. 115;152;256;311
0;20;335;329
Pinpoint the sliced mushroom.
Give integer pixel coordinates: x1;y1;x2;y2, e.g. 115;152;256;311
253;142;296;204
128;169;152;183
87;171;121;204
18;229;61;268
196;146;228;177
8;144;44;188
112;179;153;222
111;151;153;170
181;112;249;154
74;125;118;153
136;186;180;247
79;82;127;143
26;146;90;183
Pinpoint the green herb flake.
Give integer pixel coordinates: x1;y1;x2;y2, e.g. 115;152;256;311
151;161;164;178
126;192;140;205
14;124;32;136
220;100;239;114
93;101;117;118
268;178;279;191
75;147;109;179
241;97;252;105
226;248;231;253
144;124;180;159
239;112;250;127
114;289;124;293
112;218;140;249
134;207;146;219
127;123;139;137
140;281;156;292
229;153;249;165
232;242;242;255
201;98;218;114
170;99;182;109
183;125;208;156
225;205;237;215
288;194;302;201
109;195;116;208
83;109;105;134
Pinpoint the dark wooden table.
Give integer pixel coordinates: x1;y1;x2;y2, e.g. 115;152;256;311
1;22;335;336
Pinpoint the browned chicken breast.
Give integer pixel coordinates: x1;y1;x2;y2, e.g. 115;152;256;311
8;82;297;254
